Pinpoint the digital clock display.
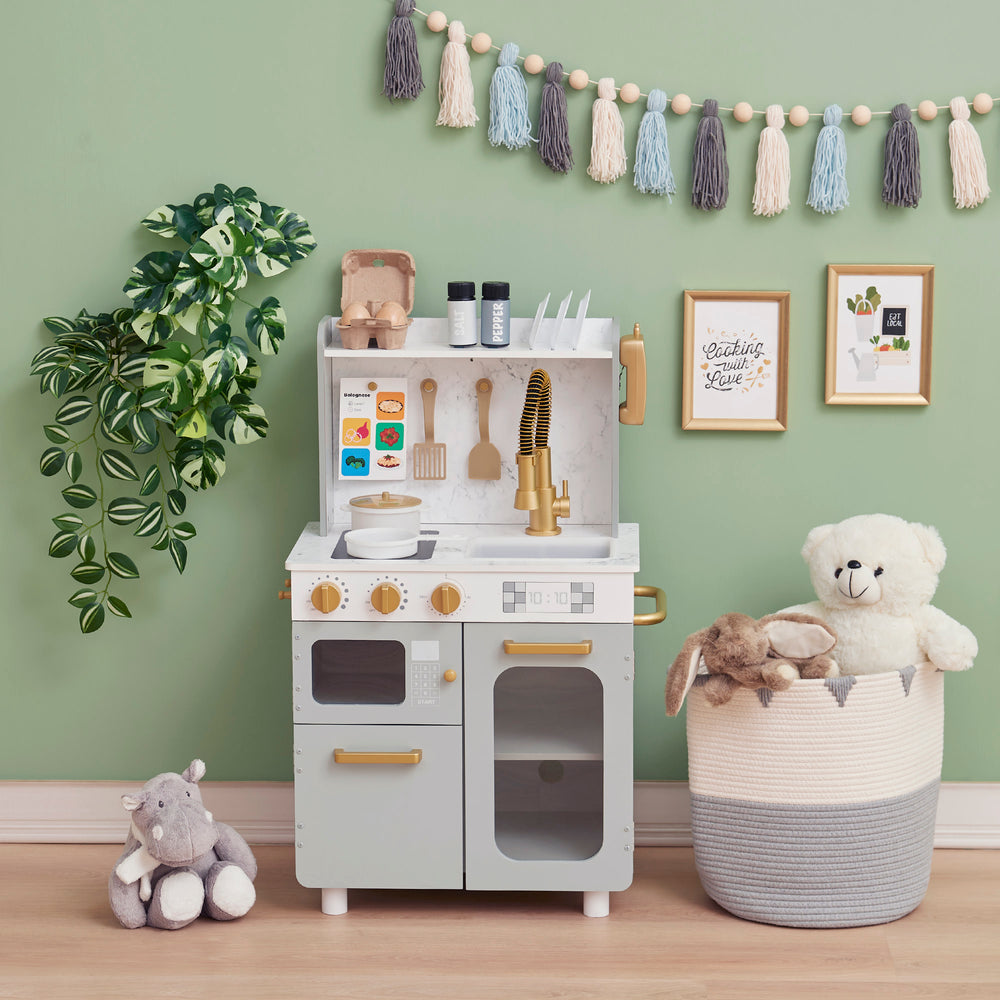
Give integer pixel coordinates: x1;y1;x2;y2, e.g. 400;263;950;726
502;581;594;614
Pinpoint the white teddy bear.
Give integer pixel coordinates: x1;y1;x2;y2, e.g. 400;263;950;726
784;513;978;676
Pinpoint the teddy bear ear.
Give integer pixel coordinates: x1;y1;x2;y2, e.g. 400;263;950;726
801;523;835;562
910;521;946;573
182;759;206;784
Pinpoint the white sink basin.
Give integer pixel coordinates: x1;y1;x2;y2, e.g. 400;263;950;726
467;536;613;560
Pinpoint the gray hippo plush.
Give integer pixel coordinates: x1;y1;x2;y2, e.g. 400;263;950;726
108;759;257;929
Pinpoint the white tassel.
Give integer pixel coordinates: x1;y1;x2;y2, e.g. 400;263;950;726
587;78;627;184
948;97;989;209
436;20;478;128
753;105;791;217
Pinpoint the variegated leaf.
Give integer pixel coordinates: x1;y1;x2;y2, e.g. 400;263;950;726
53;513;85;532
139;464;161;496
55;396;95;425
68;588;99;608
99;449;140;482
43;315;78;334
122;251;183;314
130;310;175;345
185;224;252;291
61;484;98;509
66;451;83;482
117;354;149;382
43;424;72;444
210;395;267;444
40;447;66;477
212;184;261;234
107;596;132;618
49;531;78;558
107;552;140;579
79;601;106;634
168;537;188;574
174;406;209;439
176;439;226;490
107;497;146;524
265;205;317;261
130;411;159;451
172;521;197;541
71;561;105;584
134;503;164;538
245;296;286;355
166;489;187;515
140;204;179;238
77;533;96;561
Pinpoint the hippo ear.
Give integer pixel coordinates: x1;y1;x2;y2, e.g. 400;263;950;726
122;792;146;813
910;521;946;573
801;523;835;563
182;759;206;784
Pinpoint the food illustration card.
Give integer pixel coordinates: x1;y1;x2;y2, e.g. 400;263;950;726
338;378;407;479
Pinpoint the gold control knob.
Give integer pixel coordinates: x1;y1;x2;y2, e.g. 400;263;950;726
311;582;342;614
443;669;457;683
370;582;402;615
431;583;462;615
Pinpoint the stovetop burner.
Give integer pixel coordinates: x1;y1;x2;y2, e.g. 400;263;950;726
330;530;438;561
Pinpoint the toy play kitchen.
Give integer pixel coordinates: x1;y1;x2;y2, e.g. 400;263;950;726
282;250;665;917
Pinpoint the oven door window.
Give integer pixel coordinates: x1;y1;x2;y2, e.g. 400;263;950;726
311;640;406;705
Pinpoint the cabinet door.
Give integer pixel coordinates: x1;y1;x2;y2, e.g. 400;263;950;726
294;724;463;889
463;623;634;892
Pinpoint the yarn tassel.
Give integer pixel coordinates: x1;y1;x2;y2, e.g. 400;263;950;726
807;104;849;214
948;96;990;209
587;78;627;183
538;61;573;173
882;103;920;207
633;89;676;199
753;105;791;217
436;20;478;128
691;99;728;210
488;43;531;149
382;0;424;101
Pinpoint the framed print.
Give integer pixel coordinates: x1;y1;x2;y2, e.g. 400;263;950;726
682;290;790;431
825;264;933;405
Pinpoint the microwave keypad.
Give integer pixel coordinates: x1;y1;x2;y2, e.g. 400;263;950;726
412;661;442;706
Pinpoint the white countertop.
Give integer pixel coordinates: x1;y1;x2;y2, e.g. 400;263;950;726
286;522;640;574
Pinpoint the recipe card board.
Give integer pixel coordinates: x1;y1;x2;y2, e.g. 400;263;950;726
338;377;407;480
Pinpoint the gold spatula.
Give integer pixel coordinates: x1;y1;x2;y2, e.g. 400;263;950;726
468;378;502;480
413;378;446;480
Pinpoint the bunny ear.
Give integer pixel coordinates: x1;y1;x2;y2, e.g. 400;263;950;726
762;614;836;658
181;759;206;784
665;631;706;716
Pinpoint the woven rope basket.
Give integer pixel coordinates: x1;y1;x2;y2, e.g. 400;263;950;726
686;663;942;928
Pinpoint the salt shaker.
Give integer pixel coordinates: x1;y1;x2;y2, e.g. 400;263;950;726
447;281;477;348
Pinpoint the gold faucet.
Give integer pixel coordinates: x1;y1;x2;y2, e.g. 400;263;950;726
514;369;570;536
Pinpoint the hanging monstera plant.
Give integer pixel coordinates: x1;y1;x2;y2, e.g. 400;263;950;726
30;184;316;633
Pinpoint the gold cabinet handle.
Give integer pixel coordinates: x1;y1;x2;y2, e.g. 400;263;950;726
333;749;423;765
633;585;666;626
619;322;646;425
502;640;593;656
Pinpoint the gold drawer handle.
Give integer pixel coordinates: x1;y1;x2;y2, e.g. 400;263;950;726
633;585;667;626
502;640;593;656
333;749;423;765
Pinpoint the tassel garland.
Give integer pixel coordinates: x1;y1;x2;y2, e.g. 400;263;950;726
691;99;728;210
807;104;849;214
436;20;478;128
538;61;573;174
882;103;921;207
587;78;627;184
948;96;989;209
753;105;791;217
633;89;676;199
488;43;531;149
382;0;424;101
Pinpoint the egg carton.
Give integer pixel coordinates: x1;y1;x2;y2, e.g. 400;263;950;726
337;248;415;350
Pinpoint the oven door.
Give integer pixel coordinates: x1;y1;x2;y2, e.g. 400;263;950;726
291;622;462;725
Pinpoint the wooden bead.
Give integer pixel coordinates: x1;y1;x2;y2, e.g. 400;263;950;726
851;104;872;126
568;69;589;91
523;53;544;74
732;101;754;123
619;82;641;104
671;93;692;115
470;32;492;54
426;10;447;32
788;105;809;127
917;100;938;121
973;92;993;115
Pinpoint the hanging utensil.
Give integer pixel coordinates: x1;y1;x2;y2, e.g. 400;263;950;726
468;378;502;480
412;378;446;480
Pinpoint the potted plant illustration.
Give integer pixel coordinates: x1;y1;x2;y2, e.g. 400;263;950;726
846;286;882;342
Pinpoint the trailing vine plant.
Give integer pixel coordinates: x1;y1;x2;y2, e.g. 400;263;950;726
29;184;316;632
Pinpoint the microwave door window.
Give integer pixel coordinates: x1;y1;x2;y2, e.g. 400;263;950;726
311;639;406;705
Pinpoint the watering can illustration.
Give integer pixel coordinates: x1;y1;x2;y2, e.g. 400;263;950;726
849;348;878;382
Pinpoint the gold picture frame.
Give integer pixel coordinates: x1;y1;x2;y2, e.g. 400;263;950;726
682;290;790;431
825;264;933;405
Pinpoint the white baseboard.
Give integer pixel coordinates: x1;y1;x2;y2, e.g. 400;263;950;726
2;780;998;848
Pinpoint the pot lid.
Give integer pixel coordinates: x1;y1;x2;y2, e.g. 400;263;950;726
349;490;422;511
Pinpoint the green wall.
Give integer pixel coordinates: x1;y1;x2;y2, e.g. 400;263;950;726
2;0;997;781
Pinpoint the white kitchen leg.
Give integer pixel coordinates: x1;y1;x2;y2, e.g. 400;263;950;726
321;888;348;915
582;891;609;918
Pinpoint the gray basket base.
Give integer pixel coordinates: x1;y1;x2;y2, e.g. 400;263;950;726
690;779;939;928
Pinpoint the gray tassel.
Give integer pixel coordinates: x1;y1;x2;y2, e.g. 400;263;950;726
538;61;573;173
882;103;921;207
691;99;729;210
383;0;424;101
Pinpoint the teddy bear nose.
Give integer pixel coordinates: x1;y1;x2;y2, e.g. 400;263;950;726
847;560;862;569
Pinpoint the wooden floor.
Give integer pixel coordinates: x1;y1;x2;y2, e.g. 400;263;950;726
1;845;998;999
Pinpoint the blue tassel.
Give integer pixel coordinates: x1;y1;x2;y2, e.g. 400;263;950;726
488;43;531;150
633;89;676;200
807;104;849;214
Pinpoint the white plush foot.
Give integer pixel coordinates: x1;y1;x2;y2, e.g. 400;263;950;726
210;865;256;919
159;871;205;924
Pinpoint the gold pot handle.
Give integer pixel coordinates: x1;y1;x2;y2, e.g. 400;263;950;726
634;585;666;626
333;749;423;765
